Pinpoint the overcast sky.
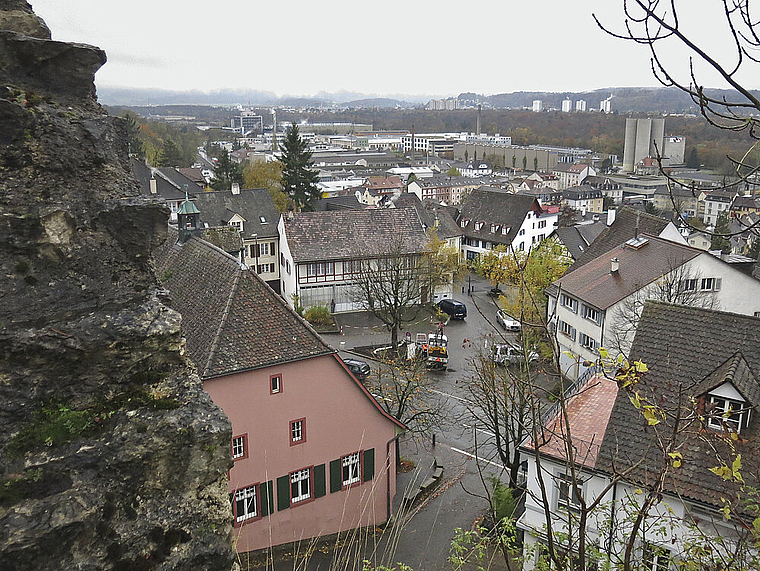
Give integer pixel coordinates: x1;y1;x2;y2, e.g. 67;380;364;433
30;1;751;98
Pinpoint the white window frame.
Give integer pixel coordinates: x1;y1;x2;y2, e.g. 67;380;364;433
559;320;576;341
232;435;246;459
290;469;311;504
342;452;361;487
235;485;258;522
560;294;578;313
556;472;582;514
643;542;671;571
582;305;599;324
707;395;746;433
682;278;698;292
291;419;304;443
579;332;597;350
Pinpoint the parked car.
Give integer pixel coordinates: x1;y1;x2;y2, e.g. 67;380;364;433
496;309;521;332
343;358;371;382
491;343;539;366
436;299;467;320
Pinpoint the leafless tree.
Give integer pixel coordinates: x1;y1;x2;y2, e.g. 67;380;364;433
351;237;426;351
607;259;719;355
595;0;760;242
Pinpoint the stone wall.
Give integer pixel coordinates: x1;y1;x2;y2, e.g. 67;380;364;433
0;2;236;569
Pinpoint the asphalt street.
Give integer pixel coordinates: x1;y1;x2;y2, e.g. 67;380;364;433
328;275;538;571
261;275;547;571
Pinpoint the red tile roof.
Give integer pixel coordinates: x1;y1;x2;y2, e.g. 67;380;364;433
529;376;619;468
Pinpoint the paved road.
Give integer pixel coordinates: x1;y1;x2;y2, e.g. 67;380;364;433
281;276;546;571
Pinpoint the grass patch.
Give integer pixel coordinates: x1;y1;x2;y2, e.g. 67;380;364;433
7;387;181;456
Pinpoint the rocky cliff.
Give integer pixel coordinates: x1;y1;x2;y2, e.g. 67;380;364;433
0;2;236;569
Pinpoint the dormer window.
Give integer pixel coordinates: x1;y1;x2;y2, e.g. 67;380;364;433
490;224;498;233
502;226;510;235
707;395;747;433
460;218;469;228
475;221;484;231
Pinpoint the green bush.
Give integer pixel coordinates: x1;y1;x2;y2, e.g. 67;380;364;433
304;305;332;326
488;477;517;523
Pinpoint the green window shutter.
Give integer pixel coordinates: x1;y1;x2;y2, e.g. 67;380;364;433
260;483;269;517
330;459;342;493
260;480;274;516
314;464;326;498
363;448;375;482
276;475;290;511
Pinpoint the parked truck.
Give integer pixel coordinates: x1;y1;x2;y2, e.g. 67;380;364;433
415;331;449;369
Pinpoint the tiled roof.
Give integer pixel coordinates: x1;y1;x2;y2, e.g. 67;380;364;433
529;376;619;468
152;229;332;378
563;185;603;200
568;206;672;271
597;302;760;512
191;188;280;239
457;189;539;246
693;353;760;407
200;226;243;254
553;234;701;309
283;208;429;263
392;193;462;240
130;158;189;201
552;222;606;260
158;167;204;191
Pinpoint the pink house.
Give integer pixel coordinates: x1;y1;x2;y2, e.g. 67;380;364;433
153;225;405;554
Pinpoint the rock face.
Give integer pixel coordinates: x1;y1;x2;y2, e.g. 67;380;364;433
0;3;236;569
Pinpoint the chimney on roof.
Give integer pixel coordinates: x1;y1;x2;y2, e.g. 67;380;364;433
149;177;157;194
231;183;240;195
610;257;620;273
635;210;640;239
606;207;616;226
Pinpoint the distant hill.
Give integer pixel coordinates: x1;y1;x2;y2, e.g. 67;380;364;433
459;87;760;114
340;98;415;109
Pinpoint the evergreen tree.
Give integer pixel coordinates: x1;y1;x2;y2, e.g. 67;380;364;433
280;125;320;211
686;147;700;169
711;210;732;253
160;139;184;167
122;111;145;160
211;149;244;191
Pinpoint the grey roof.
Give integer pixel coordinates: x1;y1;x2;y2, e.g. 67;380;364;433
552;234;701;310
392;193;462;240
200;226;244;254
130;158;190;201
568;206;672;271
414;174;482;188
597;302;760;513
563;185;603;200
314;195;367;211
551;221;606;260
190;188;280;239
457;189;540;246
283;208;428;263
157;167;204;191
152;229;332;378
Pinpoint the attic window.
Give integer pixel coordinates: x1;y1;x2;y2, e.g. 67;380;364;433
502;226;510;235
707;394;748;434
625;236;649;249
475;221;484;231
490;224;498;233
460;218;469;228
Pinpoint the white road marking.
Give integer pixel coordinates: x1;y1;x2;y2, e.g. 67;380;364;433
450;446;506;469
462;423;496;437
428;388;473;405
